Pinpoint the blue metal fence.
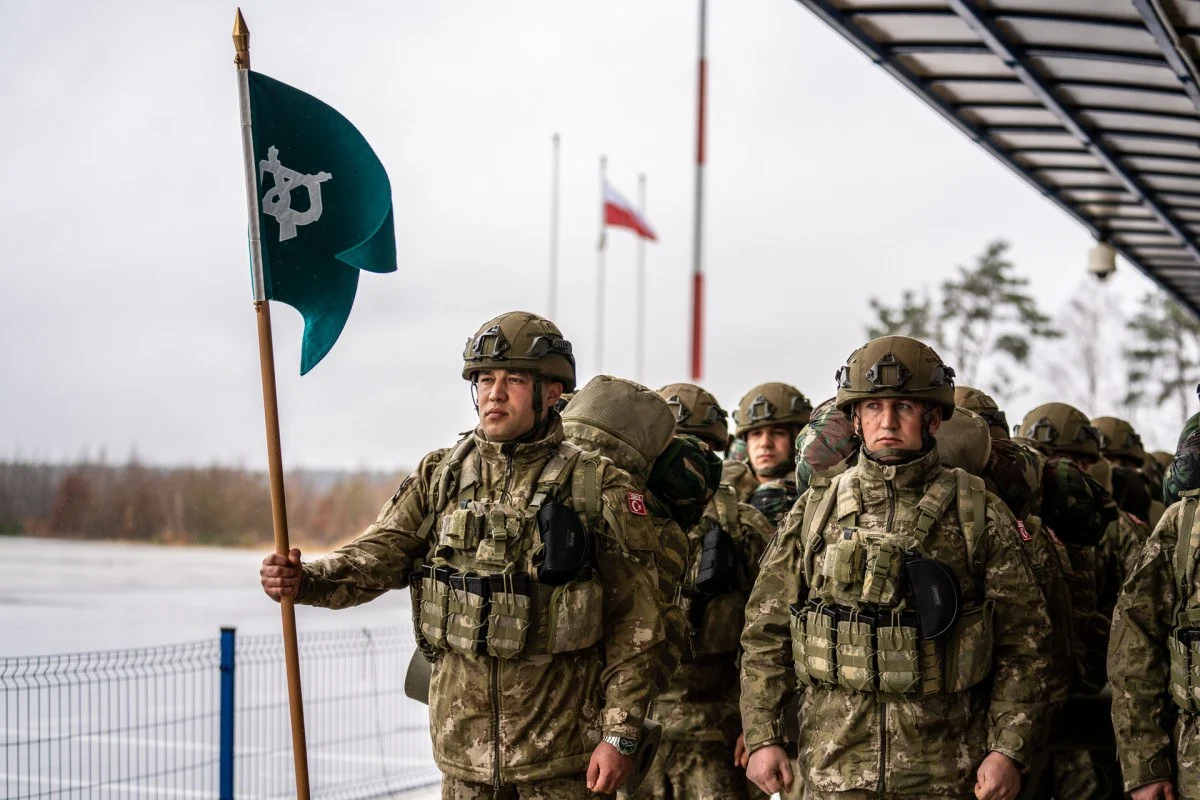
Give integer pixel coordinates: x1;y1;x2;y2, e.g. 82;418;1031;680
1;626;439;799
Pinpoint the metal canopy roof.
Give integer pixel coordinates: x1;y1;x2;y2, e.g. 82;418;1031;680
793;0;1200;313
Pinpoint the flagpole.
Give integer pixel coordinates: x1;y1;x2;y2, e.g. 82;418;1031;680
233;11;312;800
549;133;560;320
636;173;646;383
597;155;607;373
689;0;707;381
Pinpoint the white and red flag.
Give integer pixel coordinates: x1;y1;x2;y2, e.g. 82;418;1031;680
603;181;657;242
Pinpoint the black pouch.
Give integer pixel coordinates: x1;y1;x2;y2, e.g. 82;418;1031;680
695;519;738;595
903;555;961;640
537;502;592;586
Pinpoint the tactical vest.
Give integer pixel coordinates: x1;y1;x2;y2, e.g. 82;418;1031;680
788;467;995;699
1169;489;1200;714
410;436;608;661
682;485;746;657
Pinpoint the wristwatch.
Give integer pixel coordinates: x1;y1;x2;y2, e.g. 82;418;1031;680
603;734;639;756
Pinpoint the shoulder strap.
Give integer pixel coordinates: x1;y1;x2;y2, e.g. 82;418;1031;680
531;441;584;510
911;470;959;549
567;446;605;532
417;435;475;542
1175;494;1200;626
956;469;987;569
802;472;844;583
716;486;739;533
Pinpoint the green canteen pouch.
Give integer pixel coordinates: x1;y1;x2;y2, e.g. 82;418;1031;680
418;564;454;651
546;575;604;654
1168;628;1200;713
789;603;812;686
836;611;877;692
860;533;919;607
876;611;921;695
944;599;995;693
693;591;746;656
804;602;839;685
445;573;490;655
486;573;532;659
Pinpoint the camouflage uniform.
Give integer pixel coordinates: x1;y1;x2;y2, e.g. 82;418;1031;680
631;385;772;800
730;384;812;528
1108;498;1200;798
297;314;678;797
741;337;1052;798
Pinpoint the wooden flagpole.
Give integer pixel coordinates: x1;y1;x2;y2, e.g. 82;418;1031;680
233;10;312;799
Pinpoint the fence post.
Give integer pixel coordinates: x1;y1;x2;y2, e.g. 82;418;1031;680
219;626;236;800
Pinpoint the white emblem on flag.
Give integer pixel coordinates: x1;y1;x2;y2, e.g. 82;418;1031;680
259;146;332;242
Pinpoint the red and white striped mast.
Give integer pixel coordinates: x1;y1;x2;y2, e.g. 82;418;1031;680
689;0;708;380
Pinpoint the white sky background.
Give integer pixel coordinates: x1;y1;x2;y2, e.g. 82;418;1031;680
0;0;1181;470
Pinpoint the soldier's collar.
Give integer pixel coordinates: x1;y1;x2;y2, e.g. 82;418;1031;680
473;417;564;464
856;447;942;490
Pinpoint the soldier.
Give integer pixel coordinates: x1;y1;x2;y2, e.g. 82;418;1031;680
955;385;1011;441
259;312;677;799
731;383;813;527
1093;416;1154;525
631;383;773;800
741;335;1052;800
1108;420;1200;800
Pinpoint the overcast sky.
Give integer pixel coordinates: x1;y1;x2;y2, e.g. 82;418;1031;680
0;1;1177;470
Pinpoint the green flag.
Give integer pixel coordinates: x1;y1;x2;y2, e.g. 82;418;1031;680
248;70;396;375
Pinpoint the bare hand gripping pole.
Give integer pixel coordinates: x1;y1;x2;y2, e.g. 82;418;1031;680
233;9;312;798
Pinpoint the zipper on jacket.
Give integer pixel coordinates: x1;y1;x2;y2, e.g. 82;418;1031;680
491;657;501;793
884;478;896;533
501;448;515;504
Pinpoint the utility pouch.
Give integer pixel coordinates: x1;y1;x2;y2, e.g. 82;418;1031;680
825;535;865;587
695;520;738;596
904;556;962;640
537;502;592;586
546;575;604;653
475;506;527;567
1168;627;1200;713
918;637;944;696
486;573;531;659
944;599;995;693
438;507;481;554
876;611;921;695
860;537;908;607
804;602;839;685
445;573;490;655
836;611;877;693
418;564;455;651
409;566;436;661
789;603;812;687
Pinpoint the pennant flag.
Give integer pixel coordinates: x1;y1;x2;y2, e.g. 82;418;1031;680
604;181;657;241
248;71;396;374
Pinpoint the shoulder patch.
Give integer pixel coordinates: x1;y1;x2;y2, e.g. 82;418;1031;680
1046;526;1063;546
627;491;647;516
1016;520;1033;542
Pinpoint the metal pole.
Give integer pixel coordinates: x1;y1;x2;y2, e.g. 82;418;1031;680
689;0;707;380
549;133;560;320
636;174;646;383
232;11;311;800
597;155;607;373
219;627;236;800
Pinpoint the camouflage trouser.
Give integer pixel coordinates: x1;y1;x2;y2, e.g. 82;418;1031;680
623;739;748;800
1051;749;1122;800
799;792;961;799
442;774;610;799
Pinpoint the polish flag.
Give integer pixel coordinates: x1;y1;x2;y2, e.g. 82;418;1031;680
604;181;657;241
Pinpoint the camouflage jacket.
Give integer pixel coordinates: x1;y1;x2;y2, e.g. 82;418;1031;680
652;484;772;742
297;419;675;784
1108;499;1200;795
1098;511;1151;622
739;449;1052;796
722;459;760;503
1015;515;1073;709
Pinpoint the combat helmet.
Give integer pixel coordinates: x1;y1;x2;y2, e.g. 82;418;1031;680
954;386;1009;440
1165;412;1200;505
1018;403;1102;463
657;383;730;452
834;336;956;419
462;311;576;391
1092;416;1146;466
733;383;813;438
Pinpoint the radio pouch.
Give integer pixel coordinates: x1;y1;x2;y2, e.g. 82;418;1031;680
695;520;738;595
903;555;961;639
537;502;591;586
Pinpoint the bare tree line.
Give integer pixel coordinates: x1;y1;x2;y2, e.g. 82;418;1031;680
0;457;405;548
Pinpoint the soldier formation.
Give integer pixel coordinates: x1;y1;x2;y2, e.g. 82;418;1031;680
259;311;1200;800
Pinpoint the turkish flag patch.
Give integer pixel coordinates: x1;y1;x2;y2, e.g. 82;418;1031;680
1046;527;1063;546
627;492;647;516
1016;521;1033;542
